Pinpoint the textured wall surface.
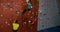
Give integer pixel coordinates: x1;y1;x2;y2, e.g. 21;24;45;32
0;0;39;32
37;0;60;31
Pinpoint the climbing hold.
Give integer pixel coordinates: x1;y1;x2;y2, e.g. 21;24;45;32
42;25;44;27
58;12;60;14
22;9;27;14
0;14;3;17
15;9;20;14
28;3;32;9
43;13;47;16
7;3;11;7
24;21;26;24
32;18;38;24
38;10;42;14
28;20;33;27
41;2;44;7
28;20;32;23
10;7;13;11
5;21;8;24
16;9;19;12
26;0;29;2
8;23;10;26
30;16;33;19
32;12;34;15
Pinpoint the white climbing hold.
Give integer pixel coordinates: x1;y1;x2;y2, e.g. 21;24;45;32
0;14;3;17
24;22;26;24
38;10;42;14
26;0;29;2
7;3;10;6
5;21;8;24
28;20;31;23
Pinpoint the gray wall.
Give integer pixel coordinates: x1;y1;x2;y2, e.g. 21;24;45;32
37;0;60;31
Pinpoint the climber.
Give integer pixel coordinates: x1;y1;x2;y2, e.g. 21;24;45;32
13;20;19;32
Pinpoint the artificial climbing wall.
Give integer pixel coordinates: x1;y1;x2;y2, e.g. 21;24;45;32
0;0;39;32
38;0;60;31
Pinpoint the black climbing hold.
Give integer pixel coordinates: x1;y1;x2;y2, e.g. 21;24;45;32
15;20;18;23
15;9;20;14
22;9;27;14
28;8;30;11
16;9;19;12
43;13;47;16
58;12;60;14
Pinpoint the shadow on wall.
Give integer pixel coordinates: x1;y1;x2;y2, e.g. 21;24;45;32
37;26;60;32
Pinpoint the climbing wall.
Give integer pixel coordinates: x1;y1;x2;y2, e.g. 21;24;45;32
0;0;39;32
38;0;60;31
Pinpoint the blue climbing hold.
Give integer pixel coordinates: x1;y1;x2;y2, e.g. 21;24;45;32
28;3;32;9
